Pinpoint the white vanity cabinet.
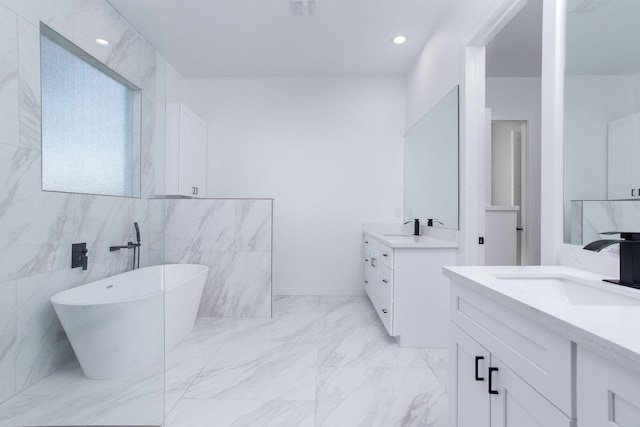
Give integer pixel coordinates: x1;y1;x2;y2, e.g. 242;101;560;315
363;232;456;347
577;348;640;427
448;280;574;427
607;113;640;200
164;103;207;197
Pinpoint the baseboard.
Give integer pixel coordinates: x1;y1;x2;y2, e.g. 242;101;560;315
273;288;366;296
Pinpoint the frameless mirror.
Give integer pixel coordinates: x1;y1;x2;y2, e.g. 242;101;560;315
563;0;640;244
404;86;459;229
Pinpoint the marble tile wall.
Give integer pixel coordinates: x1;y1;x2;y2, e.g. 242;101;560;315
0;0;166;406
151;199;273;318
570;200;640;245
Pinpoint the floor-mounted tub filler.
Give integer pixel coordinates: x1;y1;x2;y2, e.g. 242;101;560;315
51;264;208;379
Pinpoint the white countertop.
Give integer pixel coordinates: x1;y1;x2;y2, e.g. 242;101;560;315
443;265;640;373
364;230;458;249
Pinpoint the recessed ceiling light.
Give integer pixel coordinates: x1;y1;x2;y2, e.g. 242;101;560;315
392;35;407;45
95;38;110;46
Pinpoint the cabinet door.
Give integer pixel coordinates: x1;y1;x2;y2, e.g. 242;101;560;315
365;240;381;312
577;348;640;427
608;114;640;200
489;355;574;427
380;264;393;335
363;238;373;297
450;324;490;427
178;106;196;197
191;115;207;197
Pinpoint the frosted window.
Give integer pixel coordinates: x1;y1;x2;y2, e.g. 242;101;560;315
41;27;140;197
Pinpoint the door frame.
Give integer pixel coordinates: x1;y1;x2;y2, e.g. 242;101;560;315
490;119;529;265
459;0;527;266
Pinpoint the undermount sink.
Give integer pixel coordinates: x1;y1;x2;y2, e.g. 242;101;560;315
494;275;640;307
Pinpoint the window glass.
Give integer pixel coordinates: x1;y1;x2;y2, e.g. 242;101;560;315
41;27;140;197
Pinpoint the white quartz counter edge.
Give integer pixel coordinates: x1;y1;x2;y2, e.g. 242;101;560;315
443;265;640;374
364;230;458;249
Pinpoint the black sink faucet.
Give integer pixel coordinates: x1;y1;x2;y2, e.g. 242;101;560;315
404;218;420;236
583;232;640;290
427;218;443;227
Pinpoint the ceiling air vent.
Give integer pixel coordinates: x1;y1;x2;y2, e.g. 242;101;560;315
291;0;318;16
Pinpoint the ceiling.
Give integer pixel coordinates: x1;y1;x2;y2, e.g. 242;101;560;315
485;0;640;78
110;0;451;78
565;0;640;75
485;0;543;78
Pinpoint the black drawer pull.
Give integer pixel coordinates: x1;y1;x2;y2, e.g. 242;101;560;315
488;367;499;394
382;279;388;283
382;253;388;257
475;356;484;381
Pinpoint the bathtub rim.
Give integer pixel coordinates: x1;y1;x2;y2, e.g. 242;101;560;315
51;264;209;307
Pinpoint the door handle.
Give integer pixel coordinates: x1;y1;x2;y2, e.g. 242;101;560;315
475;356;484;381
488;367;499;394
516;227;523;231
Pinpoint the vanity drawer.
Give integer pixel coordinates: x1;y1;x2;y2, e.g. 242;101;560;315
380;244;394;268
450;282;574;417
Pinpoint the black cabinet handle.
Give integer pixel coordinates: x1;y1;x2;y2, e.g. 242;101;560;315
475;356;484;381
382;309;388;314
488;367;499;394
382;253;388;257
382;279;388;283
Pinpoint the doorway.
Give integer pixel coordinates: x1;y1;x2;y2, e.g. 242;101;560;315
486;120;528;265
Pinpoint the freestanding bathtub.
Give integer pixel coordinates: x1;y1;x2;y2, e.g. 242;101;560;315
51;264;208;380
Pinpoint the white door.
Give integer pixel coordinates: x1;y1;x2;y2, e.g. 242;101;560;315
489;121;527;265
451;325;490;427
489;356;573;427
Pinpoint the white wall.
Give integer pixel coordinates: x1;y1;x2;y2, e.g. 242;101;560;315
182;76;404;295
564;75;635;242
486;77;541;264
405;0;499;130
165;61;188;105
405;0;527;266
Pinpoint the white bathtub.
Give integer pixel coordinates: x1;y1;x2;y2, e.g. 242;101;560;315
51;264;208;380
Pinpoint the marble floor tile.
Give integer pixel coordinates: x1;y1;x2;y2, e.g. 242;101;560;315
165;399;315;427
184;341;318;401
318;296;379;328
319;324;430;368
0;295;449;426
425;348;449;392
225;311;320;343
315;366;448;427
274;295;322;313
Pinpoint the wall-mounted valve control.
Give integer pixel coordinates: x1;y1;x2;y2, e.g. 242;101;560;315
71;242;89;270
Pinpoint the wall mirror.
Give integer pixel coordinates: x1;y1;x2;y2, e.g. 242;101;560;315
41;24;141;198
563;0;640;245
404;86;459;230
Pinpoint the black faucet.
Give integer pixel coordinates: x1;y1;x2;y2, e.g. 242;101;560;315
427;218;443;227
583;232;640;290
110;222;142;269
404;218;420;236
